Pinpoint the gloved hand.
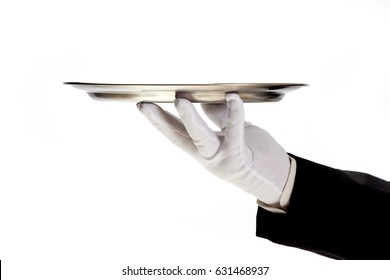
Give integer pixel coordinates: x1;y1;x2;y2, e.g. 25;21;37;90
137;94;290;207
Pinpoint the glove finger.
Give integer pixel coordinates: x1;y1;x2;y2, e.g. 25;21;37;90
224;93;245;151
201;103;228;130
175;99;220;158
137;102;197;155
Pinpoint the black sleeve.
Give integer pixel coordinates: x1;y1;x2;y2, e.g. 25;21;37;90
256;154;390;259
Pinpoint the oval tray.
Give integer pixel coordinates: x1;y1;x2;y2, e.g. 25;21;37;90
64;82;307;103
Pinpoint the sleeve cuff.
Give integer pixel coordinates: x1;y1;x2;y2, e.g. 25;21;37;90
256;155;297;213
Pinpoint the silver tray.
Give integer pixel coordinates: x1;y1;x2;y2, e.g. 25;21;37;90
64;82;307;103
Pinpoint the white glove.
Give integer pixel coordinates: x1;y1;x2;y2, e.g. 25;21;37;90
137;94;290;207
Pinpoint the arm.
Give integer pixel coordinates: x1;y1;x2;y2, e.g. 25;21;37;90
256;154;390;259
137;95;390;259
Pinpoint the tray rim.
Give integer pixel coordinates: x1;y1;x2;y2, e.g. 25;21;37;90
64;82;308;87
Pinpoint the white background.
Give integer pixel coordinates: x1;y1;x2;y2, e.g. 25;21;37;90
1;0;390;279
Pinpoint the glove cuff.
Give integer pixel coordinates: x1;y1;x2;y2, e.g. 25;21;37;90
256;156;297;213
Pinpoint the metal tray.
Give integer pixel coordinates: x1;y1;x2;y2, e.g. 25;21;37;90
64;82;307;103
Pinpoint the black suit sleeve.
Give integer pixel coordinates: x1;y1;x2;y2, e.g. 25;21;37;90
256;154;390;259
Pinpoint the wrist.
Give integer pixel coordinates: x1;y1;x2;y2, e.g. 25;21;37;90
256;155;297;213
